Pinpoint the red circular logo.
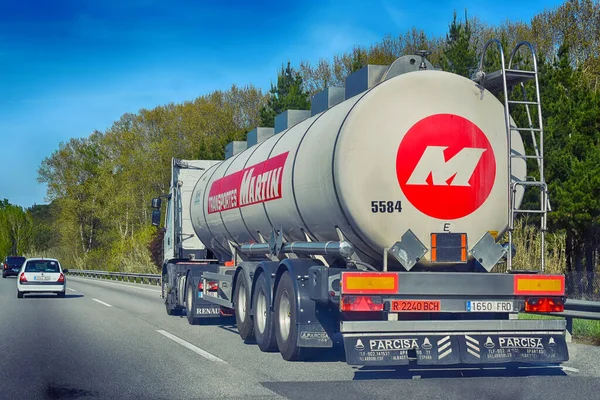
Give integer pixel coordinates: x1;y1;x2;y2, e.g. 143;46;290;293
396;114;496;220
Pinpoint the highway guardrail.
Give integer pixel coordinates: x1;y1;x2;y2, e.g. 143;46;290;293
66;269;161;285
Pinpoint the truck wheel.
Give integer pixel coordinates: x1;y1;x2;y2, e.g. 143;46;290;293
186;278;200;325
234;272;254;342
164;276;183;316
274;271;304;361
252;272;278;352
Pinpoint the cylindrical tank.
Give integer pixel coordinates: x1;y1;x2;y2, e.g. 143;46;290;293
190;70;526;269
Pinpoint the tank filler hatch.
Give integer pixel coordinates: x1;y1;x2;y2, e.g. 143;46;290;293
380;51;436;82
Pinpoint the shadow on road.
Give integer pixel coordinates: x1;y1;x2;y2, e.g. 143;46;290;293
21;294;84;299
352;363;569;380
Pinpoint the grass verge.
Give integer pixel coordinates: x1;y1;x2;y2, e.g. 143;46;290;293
519;313;600;345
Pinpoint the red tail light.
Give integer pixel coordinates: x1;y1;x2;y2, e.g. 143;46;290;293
525;297;564;312
3;263;7;270
19;273;27;282
58;273;65;283
340;296;384;312
198;281;218;291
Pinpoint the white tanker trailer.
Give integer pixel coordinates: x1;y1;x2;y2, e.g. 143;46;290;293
152;40;568;366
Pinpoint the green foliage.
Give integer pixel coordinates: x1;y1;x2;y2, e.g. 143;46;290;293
0;200;33;257
441;10;479;78
36;85;265;270
259;62;310;127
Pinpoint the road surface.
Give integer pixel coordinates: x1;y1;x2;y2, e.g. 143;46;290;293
1;275;599;400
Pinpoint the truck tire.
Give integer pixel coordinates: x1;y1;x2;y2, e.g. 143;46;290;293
274;271;304;361
234;272;254;342
252;272;278;352
186;278;200;325
164;276;183;316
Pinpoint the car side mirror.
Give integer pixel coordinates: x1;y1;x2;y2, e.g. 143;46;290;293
152;209;161;227
151;198;162;209
63;269;69;273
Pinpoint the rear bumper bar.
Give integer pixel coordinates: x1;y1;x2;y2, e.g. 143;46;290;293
341;319;568;366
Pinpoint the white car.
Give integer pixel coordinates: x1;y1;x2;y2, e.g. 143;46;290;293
16;258;68;298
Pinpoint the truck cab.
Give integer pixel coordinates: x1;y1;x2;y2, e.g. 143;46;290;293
152;158;223;322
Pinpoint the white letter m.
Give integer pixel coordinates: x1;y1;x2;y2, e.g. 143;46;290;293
407;146;486;186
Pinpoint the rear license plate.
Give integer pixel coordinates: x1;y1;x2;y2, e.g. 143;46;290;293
34;276;51;281
466;301;514;312
391;300;441;312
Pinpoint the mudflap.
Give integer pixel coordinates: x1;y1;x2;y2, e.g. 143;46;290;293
460;334;568;364
343;334;460;366
297;323;334;348
343;332;568;367
194;292;221;318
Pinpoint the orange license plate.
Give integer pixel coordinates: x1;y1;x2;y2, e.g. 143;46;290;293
391;300;441;312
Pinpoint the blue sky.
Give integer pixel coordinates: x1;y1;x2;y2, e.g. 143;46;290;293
0;0;564;208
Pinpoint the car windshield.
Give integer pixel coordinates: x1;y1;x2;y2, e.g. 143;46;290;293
6;257;26;266
24;261;60;273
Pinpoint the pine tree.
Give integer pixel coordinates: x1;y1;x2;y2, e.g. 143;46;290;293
259;62;310;127
441;10;478;78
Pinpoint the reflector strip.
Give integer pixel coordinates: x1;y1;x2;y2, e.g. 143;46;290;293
341;272;398;295
514;274;565;296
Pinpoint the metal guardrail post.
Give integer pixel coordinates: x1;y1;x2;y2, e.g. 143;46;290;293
565;317;573;343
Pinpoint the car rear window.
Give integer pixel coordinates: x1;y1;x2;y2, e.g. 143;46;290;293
6;257;26;266
24;261;60;273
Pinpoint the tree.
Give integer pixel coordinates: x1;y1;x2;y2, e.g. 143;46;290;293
540;43;600;295
259;62;310;127
441;10;478;78
0;200;33;256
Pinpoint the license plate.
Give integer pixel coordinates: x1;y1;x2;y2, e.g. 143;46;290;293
34;276;51;281
466;300;514;312
391;300;441;312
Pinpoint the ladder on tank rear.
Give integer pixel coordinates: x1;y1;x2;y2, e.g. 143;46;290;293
474;39;548;272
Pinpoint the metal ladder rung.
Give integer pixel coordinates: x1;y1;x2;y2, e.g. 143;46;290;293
505;69;537;77
512;180;547;187
511;155;543;159
508;100;539;105
511;127;542;132
512;209;546;214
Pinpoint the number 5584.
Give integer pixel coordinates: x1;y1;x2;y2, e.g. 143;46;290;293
371;201;402;213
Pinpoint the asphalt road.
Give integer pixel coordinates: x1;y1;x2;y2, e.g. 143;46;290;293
1;276;599;400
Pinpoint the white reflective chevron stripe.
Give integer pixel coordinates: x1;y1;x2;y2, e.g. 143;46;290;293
467;348;481;358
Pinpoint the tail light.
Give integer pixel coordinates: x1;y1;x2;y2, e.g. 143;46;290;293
340;296;384;312
525;297;564;312
58;273;65;283
198;281;218;291
19;273;27;282
3;263;7;270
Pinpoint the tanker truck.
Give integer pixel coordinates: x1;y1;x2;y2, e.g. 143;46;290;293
151;40;569;366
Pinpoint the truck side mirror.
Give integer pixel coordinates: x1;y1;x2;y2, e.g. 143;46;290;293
151;198;162;209
152;209;161;227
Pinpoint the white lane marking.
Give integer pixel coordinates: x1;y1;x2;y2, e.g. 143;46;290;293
92;298;113;307
561;366;579;373
69;276;161;293
67;288;76;292
156;330;227;364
